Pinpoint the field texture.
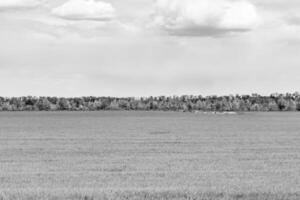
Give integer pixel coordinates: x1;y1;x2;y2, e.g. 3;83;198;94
0;111;299;199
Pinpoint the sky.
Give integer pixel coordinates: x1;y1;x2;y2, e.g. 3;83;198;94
0;0;299;97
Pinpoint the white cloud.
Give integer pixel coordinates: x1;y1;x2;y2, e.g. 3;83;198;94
0;0;40;9
153;0;260;36
51;0;115;21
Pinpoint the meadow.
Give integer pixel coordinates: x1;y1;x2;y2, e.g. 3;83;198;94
0;111;299;199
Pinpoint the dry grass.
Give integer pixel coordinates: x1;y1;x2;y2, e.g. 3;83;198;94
0;112;299;199
0;190;299;200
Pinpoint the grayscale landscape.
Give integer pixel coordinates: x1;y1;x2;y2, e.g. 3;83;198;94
1;0;300;199
0;111;299;199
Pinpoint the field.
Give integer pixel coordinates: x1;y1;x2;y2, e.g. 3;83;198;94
0;111;299;199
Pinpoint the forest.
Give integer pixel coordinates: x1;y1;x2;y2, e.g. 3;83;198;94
0;92;300;112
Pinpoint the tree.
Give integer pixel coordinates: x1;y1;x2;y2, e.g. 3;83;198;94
296;101;300;111
36;97;52;111
108;100;120;110
58;98;71;110
268;101;279;111
286;100;296;111
277;98;288;111
118;100;130;110
0;93;299;112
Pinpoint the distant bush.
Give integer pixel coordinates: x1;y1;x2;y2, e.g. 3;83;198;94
0;92;299;112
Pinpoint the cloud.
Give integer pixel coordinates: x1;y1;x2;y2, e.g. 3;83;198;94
0;0;40;9
153;0;260;36
51;0;115;21
285;15;300;26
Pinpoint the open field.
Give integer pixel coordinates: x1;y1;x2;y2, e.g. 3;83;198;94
0;111;299;199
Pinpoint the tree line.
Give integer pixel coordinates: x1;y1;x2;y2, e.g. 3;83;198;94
0;92;300;112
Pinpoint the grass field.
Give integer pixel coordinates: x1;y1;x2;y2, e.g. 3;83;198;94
0;111;299;199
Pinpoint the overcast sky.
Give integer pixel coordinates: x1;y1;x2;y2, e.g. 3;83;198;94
0;0;299;97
